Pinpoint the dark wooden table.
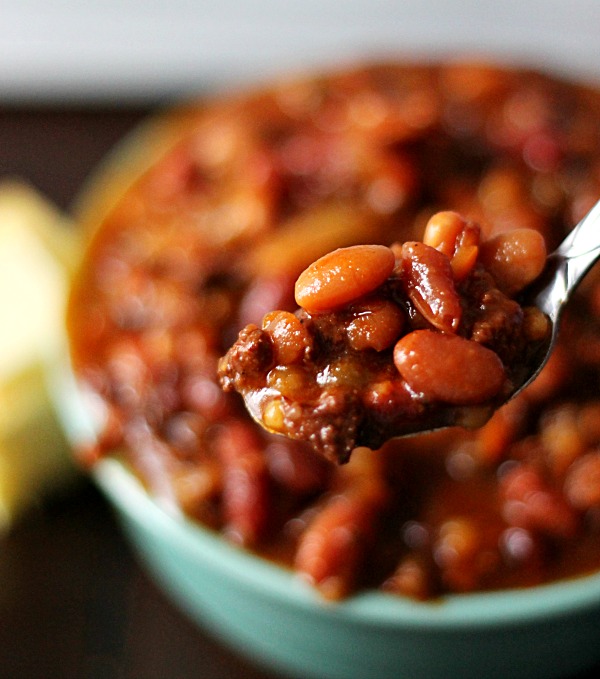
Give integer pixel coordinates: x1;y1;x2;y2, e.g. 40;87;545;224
0;107;598;679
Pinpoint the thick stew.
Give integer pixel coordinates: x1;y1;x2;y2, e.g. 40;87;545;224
218;212;550;463
69;62;600;600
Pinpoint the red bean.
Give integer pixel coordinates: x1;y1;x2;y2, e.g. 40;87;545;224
400;241;462;333
479;228;547;295
294;478;389;600
213;421;271;546
393;330;506;404
346;298;405;351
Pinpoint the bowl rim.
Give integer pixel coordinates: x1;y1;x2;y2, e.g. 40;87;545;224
94;455;600;630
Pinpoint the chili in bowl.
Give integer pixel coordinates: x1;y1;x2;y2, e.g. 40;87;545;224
218;212;551;462
58;60;600;679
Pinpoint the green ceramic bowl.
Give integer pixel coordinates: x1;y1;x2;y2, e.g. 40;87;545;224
52;362;600;679
95;456;600;679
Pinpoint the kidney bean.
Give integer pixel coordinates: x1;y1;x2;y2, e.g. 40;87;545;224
479;228;547;295
295;244;395;313
393;330;506;405
294;476;390;599
213;421;271;546
400;241;462;333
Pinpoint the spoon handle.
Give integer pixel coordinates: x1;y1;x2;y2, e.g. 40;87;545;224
534;200;600;321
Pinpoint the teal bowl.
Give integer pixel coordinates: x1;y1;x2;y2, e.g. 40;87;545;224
91;455;600;679
53;360;600;679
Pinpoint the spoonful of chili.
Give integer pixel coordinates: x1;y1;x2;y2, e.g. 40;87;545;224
218;203;600;464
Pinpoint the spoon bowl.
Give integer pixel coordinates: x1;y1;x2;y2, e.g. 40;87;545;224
514;199;600;398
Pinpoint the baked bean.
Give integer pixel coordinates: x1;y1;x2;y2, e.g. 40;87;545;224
221;208;550;460
479;228;547;295
540;405;587;477
266;364;313;400
400;241;462;333
295;244;395;313
422;211;469;258
383;555;433;600
393;330;506;405
346;298;405;351
422;211;481;281
262;310;313;364
433;517;499;592
250;203;381;279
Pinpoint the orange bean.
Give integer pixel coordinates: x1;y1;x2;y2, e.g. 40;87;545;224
393;329;506;404
422;211;481;281
262;310;313;364
479;228;547;295
400;241;462;333
295;244;395;313
346;298;405;351
422;211;468;258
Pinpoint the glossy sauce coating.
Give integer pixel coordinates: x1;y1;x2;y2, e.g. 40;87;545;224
219;216;548;462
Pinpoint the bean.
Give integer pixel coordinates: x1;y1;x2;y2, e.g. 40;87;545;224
250;203;381;279
383;555;432;600
295;244;395;313
433;517;496;592
500;464;579;538
540;405;587;477
393;330;506;404
400;242;462;333
422;211;480;281
213;421;271;547
262;310;313;364
564;452;600;510
294;478;389;600
422;211;468;258
479;228;547;295
346;297;405;351
267;365;311;399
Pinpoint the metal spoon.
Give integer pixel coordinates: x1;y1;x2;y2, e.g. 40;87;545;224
515;199;600;396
